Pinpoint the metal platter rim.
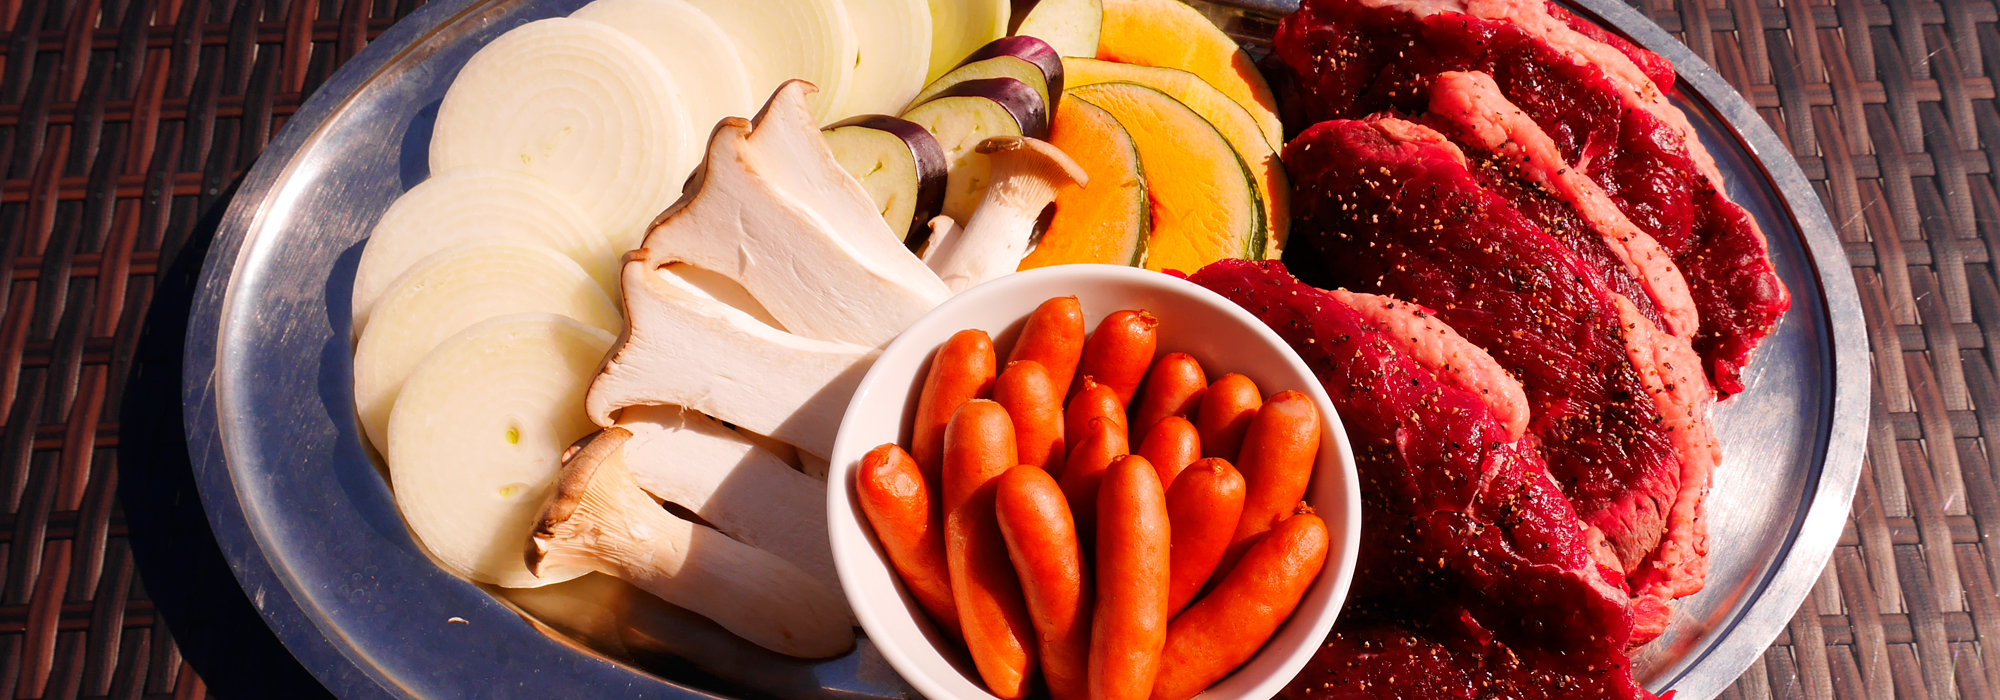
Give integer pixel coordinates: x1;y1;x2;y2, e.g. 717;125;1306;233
178;0;1872;698
1559;0;1869;694
182;0;520;697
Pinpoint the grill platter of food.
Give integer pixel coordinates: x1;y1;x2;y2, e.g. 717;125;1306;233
180;0;1864;696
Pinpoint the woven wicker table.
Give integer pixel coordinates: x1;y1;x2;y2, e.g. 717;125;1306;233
0;0;1973;697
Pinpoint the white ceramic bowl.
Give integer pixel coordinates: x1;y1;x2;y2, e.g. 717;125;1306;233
827;265;1361;700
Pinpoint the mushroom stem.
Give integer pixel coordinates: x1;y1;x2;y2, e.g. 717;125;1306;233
919;215;962;265
925;136;1088;293
616;405;838;591
528;428;855;658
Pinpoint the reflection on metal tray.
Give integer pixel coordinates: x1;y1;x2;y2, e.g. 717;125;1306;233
180;0;1867;697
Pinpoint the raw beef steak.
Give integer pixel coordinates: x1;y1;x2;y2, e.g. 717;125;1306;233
1189;260;1654;699
1297;612;1652;699
1423;70;1698;341
1282;118;1719;639
1542;1;1677;91
1274;0;1789;394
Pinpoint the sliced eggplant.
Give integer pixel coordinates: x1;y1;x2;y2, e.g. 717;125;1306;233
906;76;1048;139
822;115;949;250
908;36;1063;116
1016;0;1101;58
901;77;1049;224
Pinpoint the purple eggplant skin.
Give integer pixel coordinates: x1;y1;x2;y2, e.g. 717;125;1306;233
927;77;1050;140
960;36;1064;114
823;114;950;252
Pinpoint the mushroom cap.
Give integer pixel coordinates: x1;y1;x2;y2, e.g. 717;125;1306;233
518;422;858;657
976;135;1088;190
526;426;635;575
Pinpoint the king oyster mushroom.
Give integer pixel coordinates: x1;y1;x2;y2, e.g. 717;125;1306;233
922;135;1087;293
919;215;962;268
527;427;854;659
640;80;949;348
655;261;784;329
500;574;840;698
616;404;837;589
586;248;876;459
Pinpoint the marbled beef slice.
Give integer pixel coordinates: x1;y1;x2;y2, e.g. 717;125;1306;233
1275;0;1789;394
1190;260;1655;699
1423;70;1698;341
1281;118;1718;641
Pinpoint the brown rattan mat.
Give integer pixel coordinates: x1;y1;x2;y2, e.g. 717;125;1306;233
0;0;1976;697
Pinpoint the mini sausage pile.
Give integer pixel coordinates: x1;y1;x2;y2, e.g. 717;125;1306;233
856;296;1330;700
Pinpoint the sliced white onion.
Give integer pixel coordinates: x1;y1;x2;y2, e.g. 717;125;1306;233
354;244;620;452
388;313;614;588
679;0;857;122
350;166;614;334
570;0;755;132
835;0;932;117
925;0;1009;82
429;18;693;252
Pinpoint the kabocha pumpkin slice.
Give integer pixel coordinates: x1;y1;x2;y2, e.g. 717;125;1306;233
1095;0;1281;149
1019;98;1148;269
1063;57;1288;258
1069;82;1263;274
1063;58;1267;152
925;136;1087;292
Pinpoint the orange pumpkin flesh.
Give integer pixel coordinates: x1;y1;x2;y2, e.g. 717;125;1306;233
1063;57;1289;258
1095;0;1282;150
1069;82;1263;274
1020;98;1150;269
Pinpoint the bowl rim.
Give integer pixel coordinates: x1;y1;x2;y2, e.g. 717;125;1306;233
826;264;1362;700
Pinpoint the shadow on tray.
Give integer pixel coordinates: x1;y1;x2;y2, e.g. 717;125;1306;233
116;183;338;700
109;182;915;700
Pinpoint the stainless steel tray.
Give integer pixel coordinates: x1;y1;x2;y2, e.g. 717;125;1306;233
180;0;1869;697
